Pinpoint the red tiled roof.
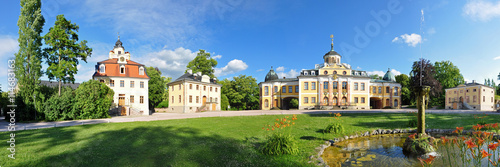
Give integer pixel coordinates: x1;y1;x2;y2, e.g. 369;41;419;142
93;58;149;79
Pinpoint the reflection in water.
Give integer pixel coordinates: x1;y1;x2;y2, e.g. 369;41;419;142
322;134;417;167
322;134;498;167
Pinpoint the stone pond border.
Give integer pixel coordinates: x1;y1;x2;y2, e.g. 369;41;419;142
310;128;500;167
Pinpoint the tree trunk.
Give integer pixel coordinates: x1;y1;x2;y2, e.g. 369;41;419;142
58;55;61;96
417;86;430;134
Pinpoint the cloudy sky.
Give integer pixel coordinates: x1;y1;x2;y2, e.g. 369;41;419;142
1;0;500;91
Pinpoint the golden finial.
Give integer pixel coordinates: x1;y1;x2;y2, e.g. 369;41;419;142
330;34;334;51
117;32;120;40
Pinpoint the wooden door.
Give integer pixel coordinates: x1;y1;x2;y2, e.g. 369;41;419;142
453;102;457;109
202;96;207;105
212;103;216;111
273;99;278;107
119;97;125;106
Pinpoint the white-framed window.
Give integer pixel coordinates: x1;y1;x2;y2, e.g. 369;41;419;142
311;97;316;103
99;64;105;73
304;97;308;103
139;67;144;75
311;71;315;75
120;66;125;74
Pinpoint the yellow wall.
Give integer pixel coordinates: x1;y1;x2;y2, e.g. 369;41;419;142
169;83;185;107
301;81;318;94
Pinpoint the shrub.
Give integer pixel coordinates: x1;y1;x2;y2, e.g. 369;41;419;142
43;87;75;121
260;133;298;155
408;119;417;127
324;122;344;134
289;99;298;109
156;101;169;108
73;80;114;119
221;94;229;111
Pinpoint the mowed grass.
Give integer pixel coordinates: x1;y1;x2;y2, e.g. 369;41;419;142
1;112;499;167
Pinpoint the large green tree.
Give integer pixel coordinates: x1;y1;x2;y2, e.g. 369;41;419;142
43;14;92;96
147;67;167;112
186;49;218;78
433;61;464;106
409;59;442;107
395;74;411;105
220;75;260;110
14;0;45;121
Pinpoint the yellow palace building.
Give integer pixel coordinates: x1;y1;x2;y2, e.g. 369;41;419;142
258;38;401;110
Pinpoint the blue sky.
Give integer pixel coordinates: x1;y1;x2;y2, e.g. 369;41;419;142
1;0;500;92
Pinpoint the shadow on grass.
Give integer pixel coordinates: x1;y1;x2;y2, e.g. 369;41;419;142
5;125;303;167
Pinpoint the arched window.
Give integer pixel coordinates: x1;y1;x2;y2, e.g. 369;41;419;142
341;97;347;104
323;97;329;104
264;99;269;107
120;66;125;74
139;67;144;75
264;86;269;96
99;64;105;73
332;97;337;104
394;87;399;96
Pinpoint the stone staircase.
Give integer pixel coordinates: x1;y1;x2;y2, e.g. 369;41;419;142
462;101;474;110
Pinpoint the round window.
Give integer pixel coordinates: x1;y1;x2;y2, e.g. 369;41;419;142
324;71;328;75
120;57;125;62
343;71;347;75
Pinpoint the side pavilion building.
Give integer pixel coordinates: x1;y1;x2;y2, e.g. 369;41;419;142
92;37;150;115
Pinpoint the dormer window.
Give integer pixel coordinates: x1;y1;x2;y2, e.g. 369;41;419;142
120;66;125;74
311;71;315;75
99;64;105;73
139;67;144;75
118;51;121;54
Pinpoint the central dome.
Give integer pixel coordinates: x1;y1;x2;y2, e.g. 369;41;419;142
383;68;396;82
265;67;279;82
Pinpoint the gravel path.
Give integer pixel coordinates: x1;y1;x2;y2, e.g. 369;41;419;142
0;109;498;132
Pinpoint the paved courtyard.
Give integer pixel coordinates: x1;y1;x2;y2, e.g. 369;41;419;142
1;109;498;132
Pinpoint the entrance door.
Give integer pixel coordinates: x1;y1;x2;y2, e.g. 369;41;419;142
202;96;207;106
119;94;126;115
212;103;216;111
453;102;458;109
273;99;278;107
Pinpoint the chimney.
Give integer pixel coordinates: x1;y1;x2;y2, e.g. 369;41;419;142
472;80;476;84
465;81;468;84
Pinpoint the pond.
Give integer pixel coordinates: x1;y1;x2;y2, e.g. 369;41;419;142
321;133;496;167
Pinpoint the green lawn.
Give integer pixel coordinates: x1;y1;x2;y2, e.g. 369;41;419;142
1;112;499;167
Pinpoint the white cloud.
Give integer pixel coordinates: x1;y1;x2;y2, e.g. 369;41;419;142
140;47;199;79
493;56;500;60
463;0;500;21
0;36;18;58
276;66;285;72
366;70;385;77
392;33;422;47
277;69;299;79
390;69;402;76
366;69;402;77
256;69;264;72
212;55;222;59
356;66;362;70
214;59;248;77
